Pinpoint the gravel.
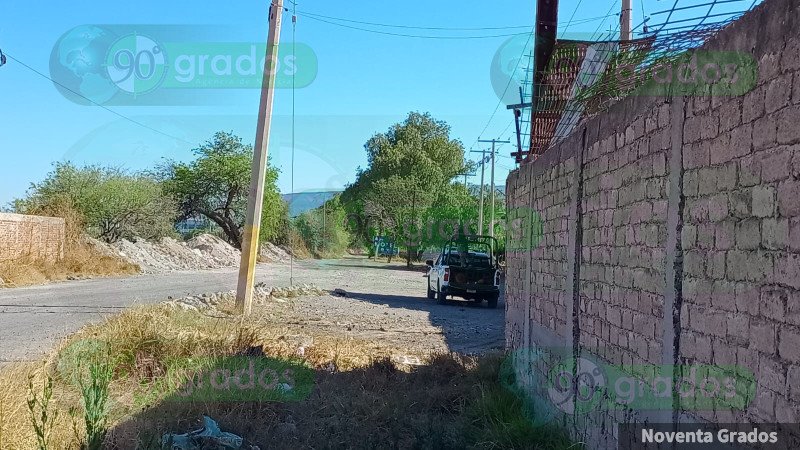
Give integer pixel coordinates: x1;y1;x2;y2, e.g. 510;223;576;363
259;242;294;264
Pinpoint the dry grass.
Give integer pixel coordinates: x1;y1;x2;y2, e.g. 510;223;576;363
0;242;139;288
0;203;139;288
0;303;578;450
287;228;313;260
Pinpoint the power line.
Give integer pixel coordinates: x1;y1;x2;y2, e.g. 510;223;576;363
299;15;533;39
466;8;620;155
469;25;536;150
590;1;621;41
300;11;532;30
561;0;585;34
498;118;514;139
5;53;194;146
299;10;617;31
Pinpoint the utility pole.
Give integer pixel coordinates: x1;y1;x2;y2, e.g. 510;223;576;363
471;148;487;235
490;148;496;238
236;0;284;316
478;139;510;238
621;0;633;41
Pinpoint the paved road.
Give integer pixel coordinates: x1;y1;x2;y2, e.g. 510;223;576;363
0;257;505;366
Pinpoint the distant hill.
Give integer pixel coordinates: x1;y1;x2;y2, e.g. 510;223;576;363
282;185;503;217
282;190;344;217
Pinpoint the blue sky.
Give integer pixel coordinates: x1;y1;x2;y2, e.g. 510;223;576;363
0;0;748;207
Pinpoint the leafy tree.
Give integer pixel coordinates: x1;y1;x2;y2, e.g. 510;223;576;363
293;194;350;258
265;200;291;246
160;131;285;249
343;112;473;266
15;162;177;243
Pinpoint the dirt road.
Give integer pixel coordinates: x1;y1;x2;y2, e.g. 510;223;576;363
0;256;505;365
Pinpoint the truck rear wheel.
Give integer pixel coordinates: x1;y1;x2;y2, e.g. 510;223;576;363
487;296;498;309
427;283;435;299
437;289;447;305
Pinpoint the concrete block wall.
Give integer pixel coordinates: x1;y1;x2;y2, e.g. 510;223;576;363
504;0;800;447
677;0;800;427
0;213;65;264
506;138;580;351
578;99;672;368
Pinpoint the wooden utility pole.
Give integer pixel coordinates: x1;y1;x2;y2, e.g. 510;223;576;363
236;0;284;315
478;139;510;238
621;0;633;41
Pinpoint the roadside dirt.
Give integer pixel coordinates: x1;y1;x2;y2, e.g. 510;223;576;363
0;256;505;366
261;257;506;356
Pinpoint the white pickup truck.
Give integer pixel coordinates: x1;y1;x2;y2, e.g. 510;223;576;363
426;236;501;308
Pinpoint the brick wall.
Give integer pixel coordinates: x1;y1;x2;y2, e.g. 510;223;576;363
504;0;800;447
0;213;66;264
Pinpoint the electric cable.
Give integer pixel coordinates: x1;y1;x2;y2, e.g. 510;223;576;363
298;10;617;31
561;0;585;35
300;15;532;39
4;52;193;146
469;25;536;152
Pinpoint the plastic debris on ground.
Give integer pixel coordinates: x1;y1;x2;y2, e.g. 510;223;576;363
162;416;260;450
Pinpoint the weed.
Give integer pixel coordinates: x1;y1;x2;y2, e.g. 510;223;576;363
27;373;58;450
78;361;112;450
68;407;83;448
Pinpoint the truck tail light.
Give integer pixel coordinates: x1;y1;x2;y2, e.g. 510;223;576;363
443;268;450;282
494;270;500;286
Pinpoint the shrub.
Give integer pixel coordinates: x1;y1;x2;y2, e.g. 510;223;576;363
15;162;177;243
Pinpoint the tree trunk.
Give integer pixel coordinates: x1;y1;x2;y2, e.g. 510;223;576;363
200;209;242;249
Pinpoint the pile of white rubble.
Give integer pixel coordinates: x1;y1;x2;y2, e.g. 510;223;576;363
165;283;328;312
87;233;296;274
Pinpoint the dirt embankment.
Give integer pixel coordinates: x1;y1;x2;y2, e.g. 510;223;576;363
1;232;302;287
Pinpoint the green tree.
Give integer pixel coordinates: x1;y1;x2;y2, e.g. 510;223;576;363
15;162;177;243
343;112;472;266
160;131;285;249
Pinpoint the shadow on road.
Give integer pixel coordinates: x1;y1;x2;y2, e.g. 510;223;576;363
313;259;429;273
342;289;505;354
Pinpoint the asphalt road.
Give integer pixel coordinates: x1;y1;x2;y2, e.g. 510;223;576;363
0;257;505;366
